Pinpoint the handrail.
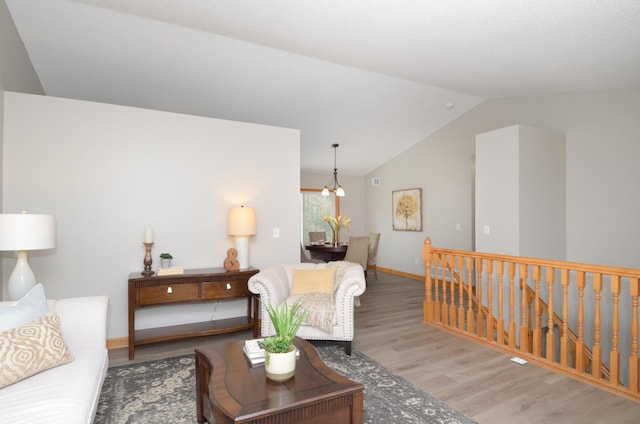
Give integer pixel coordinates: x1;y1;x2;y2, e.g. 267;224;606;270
422;237;640;402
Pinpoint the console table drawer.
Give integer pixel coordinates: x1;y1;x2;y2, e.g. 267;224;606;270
202;281;249;299
138;283;199;305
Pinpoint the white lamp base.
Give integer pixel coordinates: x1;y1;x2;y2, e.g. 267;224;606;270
234;235;251;270
8;250;37;300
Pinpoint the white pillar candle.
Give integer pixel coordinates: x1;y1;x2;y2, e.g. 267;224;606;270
144;228;153;243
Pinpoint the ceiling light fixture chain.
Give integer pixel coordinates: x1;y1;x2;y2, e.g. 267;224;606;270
322;143;345;197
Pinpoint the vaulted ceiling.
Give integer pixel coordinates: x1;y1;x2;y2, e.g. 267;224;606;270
6;1;640;175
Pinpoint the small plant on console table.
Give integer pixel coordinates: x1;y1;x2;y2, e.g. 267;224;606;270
159;253;173;268
262;301;307;382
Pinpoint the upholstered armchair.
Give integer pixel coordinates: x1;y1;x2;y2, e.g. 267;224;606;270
248;262;366;355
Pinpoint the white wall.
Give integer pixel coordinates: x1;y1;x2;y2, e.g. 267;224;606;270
1;0;44;298
2;92;300;338
475;124;566;259
518;125;566;260
475;125;520;255
365;122;475;275
366;90;640;274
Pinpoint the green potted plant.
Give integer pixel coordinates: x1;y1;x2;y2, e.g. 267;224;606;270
262;301;307;382
159;253;173;269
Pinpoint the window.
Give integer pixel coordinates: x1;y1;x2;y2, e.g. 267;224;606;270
300;189;340;244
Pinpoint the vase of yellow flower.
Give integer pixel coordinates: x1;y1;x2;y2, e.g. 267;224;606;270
322;215;352;246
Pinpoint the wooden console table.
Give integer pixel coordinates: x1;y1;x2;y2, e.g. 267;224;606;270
128;267;259;359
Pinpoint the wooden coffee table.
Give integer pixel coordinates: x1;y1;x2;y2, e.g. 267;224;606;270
195;338;364;424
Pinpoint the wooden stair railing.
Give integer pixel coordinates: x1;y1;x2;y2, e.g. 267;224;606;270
437;265;609;380
521;282;612;381
422;237;640;402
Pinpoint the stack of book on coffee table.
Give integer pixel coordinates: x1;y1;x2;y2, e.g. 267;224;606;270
243;338;266;366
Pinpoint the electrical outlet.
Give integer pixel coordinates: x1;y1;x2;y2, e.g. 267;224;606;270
273;227;280;238
414;257;419;265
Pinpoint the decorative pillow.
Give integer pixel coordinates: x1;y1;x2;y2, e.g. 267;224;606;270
0;283;50;332
0;312;74;389
291;268;336;295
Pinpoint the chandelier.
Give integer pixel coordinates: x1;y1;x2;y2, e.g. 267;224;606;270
322;143;345;197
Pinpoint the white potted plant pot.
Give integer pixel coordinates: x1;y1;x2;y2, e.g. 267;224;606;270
262;301;306;383
159;253;173;269
265;346;297;382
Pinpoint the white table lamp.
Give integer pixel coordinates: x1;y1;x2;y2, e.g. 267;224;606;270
227;206;256;270
0;213;56;300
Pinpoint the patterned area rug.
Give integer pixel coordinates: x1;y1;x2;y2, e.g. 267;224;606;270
95;342;477;424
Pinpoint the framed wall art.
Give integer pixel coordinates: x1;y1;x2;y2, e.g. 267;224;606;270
392;188;422;231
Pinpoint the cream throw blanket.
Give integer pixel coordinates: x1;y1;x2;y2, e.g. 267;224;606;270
296;261;359;333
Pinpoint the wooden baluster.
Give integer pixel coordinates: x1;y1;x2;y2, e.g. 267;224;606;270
610;275;620;387
434;253;442;324
423;237;434;323
575;271;586;373
630;277;639;394
457;255;465;331
496;260;505;345
560;269;570;367
546;267;555;363
431;253;442;322
508;262;517;349
485;259;494;341
466;256;475;334
520;264;529;353
449;254;457;328
476;258;485;339
442;254;449;326
592;273;603;379
532;265;542;357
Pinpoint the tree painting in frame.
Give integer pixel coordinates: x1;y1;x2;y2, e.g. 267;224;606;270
392;188;422;231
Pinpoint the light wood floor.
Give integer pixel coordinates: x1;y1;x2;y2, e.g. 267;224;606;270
108;271;640;423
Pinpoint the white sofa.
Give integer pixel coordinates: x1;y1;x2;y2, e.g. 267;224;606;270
0;295;110;424
248;262;366;354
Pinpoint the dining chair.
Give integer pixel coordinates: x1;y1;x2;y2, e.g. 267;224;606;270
300;242;324;263
308;231;327;243
367;233;381;280
344;236;370;278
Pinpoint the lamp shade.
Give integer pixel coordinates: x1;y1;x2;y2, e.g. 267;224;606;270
227;206;256;236
0;214;56;251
